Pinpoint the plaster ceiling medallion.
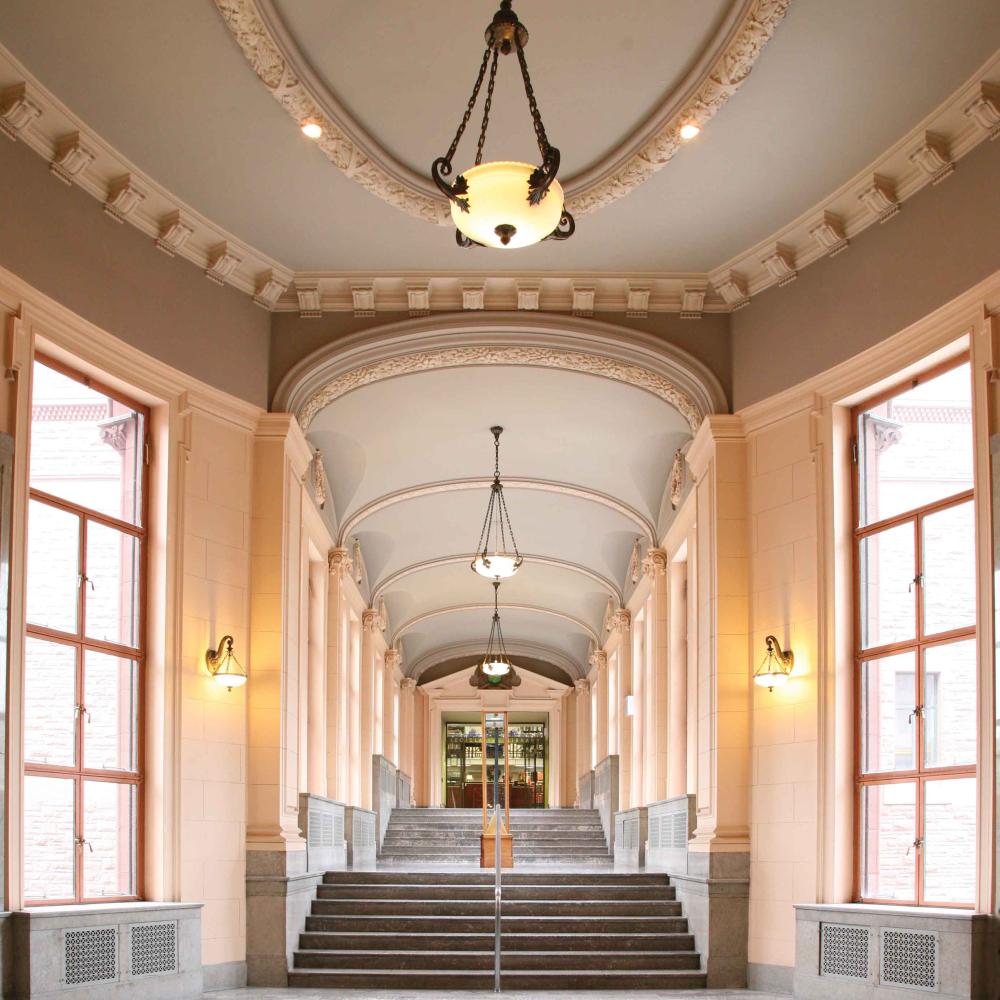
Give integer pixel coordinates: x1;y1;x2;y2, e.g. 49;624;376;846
471;426;523;580
213;0;793;224
431;0;574;249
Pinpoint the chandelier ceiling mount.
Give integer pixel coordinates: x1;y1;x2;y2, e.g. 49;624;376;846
432;0;575;250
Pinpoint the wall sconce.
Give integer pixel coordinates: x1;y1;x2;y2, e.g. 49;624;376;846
754;635;794;692
206;635;247;691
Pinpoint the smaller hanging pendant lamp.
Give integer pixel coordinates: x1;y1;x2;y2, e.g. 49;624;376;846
472;426;522;580
431;0;575;249
470;581;522;690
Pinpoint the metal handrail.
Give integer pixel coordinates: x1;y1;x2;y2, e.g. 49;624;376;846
492;721;502;992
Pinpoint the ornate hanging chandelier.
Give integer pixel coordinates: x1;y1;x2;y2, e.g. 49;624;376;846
432;0;575;250
470;581;522;689
472;426;522;580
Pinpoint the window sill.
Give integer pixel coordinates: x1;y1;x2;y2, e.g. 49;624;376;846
794;902;985;921
16;901;201;918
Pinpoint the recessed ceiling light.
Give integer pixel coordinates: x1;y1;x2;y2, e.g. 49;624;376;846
679;121;701;141
301;121;322;139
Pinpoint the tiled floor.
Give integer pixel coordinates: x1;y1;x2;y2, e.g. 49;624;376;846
203;991;786;999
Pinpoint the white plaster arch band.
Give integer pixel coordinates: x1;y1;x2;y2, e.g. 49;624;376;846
215;0;791;222
391;603;600;648
338;478;657;549
407;640;583;682
276;313;725;435
371;553;623;605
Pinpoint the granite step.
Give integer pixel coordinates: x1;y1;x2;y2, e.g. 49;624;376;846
304;914;691;934
311;898;683;917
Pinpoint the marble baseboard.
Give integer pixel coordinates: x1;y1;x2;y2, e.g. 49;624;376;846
748;960;793;995
202;961;247;992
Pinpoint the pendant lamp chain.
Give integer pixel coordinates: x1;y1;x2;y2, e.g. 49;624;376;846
472;426;523;578
431;0;575;249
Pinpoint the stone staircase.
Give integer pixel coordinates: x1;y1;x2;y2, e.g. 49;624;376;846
379;807;613;866
289;870;706;990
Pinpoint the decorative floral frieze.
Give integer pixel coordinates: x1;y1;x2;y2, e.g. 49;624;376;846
297;345;703;434
214;0;792;225
213;0;450;226
566;0;793;217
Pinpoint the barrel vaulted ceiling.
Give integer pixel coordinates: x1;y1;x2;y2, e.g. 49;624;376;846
302;343;698;679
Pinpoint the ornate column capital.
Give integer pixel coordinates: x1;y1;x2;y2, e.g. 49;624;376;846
643;548;668;578
384;648;402;672
400;677;417;692
361;609;380;633
328;546;353;577
588;649;607;673
574;678;591;695
610;609;631;634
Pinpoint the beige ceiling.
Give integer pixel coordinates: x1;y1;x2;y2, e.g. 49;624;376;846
0;0;997;271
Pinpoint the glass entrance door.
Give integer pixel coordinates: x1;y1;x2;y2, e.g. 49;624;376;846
444;718;547;807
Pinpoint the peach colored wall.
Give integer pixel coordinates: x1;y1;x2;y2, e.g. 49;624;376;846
732;135;1000;409
179;409;254;969
0;132;270;406
746;410;819;969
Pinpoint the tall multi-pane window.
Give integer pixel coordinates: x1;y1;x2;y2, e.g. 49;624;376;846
23;358;147;903
853;360;976;906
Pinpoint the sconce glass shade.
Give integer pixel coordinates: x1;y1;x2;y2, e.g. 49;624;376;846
206;635;247;691
472;551;520;580
753;665;790;690
753;635;793;692
451;162;564;249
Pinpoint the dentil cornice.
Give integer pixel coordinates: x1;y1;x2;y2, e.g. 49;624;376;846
1;41;998;317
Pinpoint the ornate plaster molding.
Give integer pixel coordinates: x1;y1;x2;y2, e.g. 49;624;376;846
643;547;668;578
609;608;632;634
328;545;354;578
370;552;622;605
214;0;791;223
282;314;724;434
303;346;702;434
4;35;998;321
588;649;608;674
391;603;600;648
337;477;657;548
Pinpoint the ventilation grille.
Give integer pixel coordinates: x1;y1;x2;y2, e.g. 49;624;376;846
308;807;335;848
354;811;375;846
129;921;178;979
881;928;937;991
648;799;690;849
65;926;118;986
333;809;344;845
820;923;869;980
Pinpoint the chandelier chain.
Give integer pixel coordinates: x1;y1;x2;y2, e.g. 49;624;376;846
496;487;520;559
514;34;551;159
445;44;494;166
476;48;500;166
